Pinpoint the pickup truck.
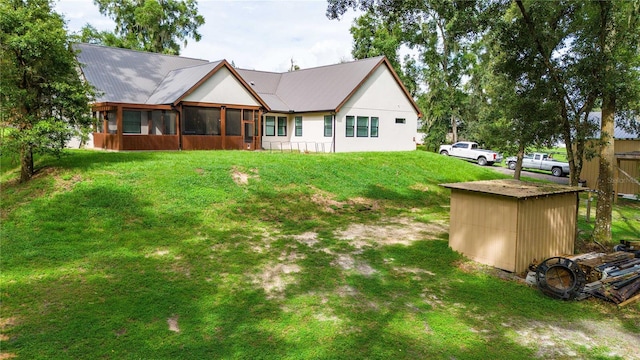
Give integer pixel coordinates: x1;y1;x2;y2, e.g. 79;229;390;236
505;153;570;177
439;141;502;166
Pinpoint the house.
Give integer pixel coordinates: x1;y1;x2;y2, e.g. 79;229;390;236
579;112;639;196
75;43;422;152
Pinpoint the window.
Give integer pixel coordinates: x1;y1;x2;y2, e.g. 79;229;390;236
277;116;287;136
370;117;379;137
294;116;302;136
395;118;406;124
226;109;242;136
149;110;176;135
357;116;369;137
265;116;275;136
123;110;142;134
324;115;333;137
183;106;220;135
346;116;355;137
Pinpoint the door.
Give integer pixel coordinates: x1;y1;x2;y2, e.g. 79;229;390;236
243;121;254;150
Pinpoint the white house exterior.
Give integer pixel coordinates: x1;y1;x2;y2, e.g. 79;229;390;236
75;43;421;152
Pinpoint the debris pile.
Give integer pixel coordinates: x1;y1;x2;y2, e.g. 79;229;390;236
529;240;640;306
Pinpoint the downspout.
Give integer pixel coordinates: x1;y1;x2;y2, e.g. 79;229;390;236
332;112;336;153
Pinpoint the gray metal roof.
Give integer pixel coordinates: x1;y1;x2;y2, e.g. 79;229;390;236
588;112;639;139
146;61;222;104
238;56;385;113
76;44;416;114
75;43;208;104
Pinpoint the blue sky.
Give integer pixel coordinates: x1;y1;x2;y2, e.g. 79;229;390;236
55;0;359;72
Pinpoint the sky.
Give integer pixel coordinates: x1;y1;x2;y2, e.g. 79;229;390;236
54;0;360;73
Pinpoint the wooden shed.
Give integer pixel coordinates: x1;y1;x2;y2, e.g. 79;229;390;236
440;179;584;273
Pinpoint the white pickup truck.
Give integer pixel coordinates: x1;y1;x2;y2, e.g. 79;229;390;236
505;153;570;177
439;141;502;166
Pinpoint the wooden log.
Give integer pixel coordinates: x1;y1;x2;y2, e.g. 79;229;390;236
618;292;640;307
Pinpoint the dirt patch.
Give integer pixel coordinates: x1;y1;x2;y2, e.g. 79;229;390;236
293;232;319;247
409;183;430;192
309;188;381;213
251;263;301;299
331;254;377;276
231;166;259;185
508;319;640;359
146;249;170;257
336;217;448;248
167;315;180;332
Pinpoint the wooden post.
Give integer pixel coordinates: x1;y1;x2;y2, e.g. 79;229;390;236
586;191;592;223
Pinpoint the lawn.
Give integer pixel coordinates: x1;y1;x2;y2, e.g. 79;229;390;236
1;150;638;359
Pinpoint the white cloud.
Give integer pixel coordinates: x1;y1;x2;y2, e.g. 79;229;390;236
55;0;359;72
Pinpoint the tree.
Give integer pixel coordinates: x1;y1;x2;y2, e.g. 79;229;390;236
80;0;205;55
0;0;94;183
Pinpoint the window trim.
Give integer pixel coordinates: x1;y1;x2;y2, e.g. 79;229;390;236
356;116;369;137
346;115;355;137
294;116;302;136
265;116;275;136
277;116;287;136
370;117;379;138
324;115;333;137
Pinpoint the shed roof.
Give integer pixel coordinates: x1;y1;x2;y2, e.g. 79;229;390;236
440;179;583;199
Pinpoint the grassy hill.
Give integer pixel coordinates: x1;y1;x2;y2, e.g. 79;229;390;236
1;150;638;359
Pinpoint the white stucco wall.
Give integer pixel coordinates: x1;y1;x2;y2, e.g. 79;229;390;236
183;67;261;107
335;65;419;152
261;112;334;153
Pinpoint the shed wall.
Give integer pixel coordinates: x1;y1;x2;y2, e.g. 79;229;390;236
515;193;577;273
580;139;639;195
449;191;518;271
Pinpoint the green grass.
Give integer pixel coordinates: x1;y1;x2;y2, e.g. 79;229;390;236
1;150;638;359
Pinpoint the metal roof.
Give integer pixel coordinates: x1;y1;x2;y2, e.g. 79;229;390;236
75;43;208;104
588;112;639;139
146;61;222;104
76;44;419;115
238;56;386;113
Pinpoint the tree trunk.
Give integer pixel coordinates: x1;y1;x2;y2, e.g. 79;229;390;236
513;142;525;180
451;114;457;143
20;144;34;183
593;95;615;243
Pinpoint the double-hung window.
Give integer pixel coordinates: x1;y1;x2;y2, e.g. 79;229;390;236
357;116;369;137
277;116;287;136
324;115;333;137
265;116;275;136
294;116;302;136
346;116;355;137
370;117;379;137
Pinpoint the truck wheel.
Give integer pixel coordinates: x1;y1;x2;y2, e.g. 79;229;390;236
552;167;563;177
508;161;516;170
440;150;449;156
477;156;487;166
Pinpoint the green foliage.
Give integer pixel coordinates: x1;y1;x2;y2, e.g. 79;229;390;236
0;0;95;182
80;0;205;55
1;150;638;358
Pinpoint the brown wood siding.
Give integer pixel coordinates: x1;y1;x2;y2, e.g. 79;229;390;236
121;135;179;150
93;133;120;150
182;135;223;150
580;139;639;194
515;193;577;273
449;191;518;272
